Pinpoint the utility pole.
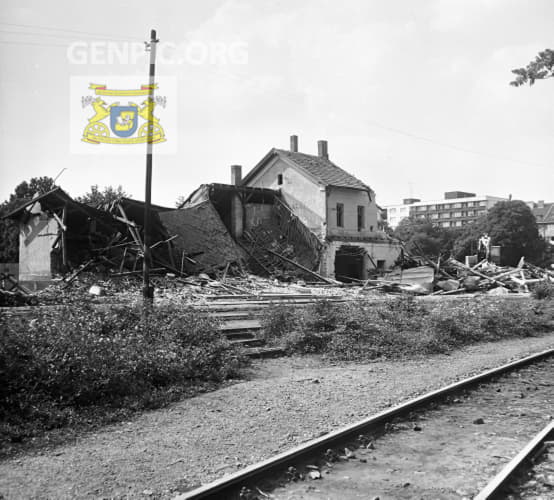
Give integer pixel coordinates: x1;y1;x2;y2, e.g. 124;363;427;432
143;28;158;302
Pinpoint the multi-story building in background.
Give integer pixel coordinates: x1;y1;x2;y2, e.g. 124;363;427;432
384;191;507;229
527;200;554;245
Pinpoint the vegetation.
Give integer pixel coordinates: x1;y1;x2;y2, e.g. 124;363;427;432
75;184;128;206
453;201;546;266
261;296;551;361
510;49;554;86
0;176;56;262
393;215;461;259
394;201;548;267
532;281;554;300
0;304;247;453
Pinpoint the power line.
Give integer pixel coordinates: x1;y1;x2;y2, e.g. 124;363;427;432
0;21;138;42
366;118;550;170
0;39;68;48
0;28;134;43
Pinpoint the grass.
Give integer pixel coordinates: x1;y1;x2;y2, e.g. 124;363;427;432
260;295;553;362
0;303;248;456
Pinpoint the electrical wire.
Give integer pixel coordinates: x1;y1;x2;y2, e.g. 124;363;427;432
366;118;550;170
0;21;138;42
0;28;134;43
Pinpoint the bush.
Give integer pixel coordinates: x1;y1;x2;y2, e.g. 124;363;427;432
531;280;554;300
260;296;550;362
260;303;302;343
0;304;247;447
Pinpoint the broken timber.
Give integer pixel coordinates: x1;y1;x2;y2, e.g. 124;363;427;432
262;247;336;285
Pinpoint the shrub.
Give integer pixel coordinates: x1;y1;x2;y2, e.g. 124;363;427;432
304;299;345;332
531;280;554;300
259;296;550;362
260;303;302;343
0;304;247;447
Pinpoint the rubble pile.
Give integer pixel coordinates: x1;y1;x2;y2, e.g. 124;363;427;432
432;257;553;295
359;257;553;296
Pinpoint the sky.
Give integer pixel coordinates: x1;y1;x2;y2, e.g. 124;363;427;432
0;0;553;208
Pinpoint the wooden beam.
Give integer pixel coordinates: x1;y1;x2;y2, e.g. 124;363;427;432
263;247;336;284
448;258;507;287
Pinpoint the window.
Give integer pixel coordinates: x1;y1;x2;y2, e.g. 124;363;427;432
277;174;283;185
454;211;462;217
376;260;385;270
428;205;436;211
453;203;462;209
357;205;365;231
370;225;374;231
431;213;439;219
336;203;344;227
389;207;396;214
455;221;462;227
467;202;473;207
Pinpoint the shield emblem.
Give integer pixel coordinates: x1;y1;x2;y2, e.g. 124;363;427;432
110;105;138;137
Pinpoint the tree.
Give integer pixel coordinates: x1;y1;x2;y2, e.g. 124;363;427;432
76;185;128;206
453;201;545;266
510;49;554;86
175;195;187;208
0;177;56;262
393;216;461;259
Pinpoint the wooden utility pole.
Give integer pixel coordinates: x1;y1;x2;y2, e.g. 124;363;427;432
143;28;158;302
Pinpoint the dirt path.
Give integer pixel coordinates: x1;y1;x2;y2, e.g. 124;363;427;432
1;334;554;499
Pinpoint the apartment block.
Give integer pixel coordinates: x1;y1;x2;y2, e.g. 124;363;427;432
385;192;507;229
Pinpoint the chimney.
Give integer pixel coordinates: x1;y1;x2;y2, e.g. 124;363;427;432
290;135;298;152
231;165;242;186
317;140;328;159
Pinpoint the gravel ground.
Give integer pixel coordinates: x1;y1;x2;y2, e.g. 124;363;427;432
1;333;554;499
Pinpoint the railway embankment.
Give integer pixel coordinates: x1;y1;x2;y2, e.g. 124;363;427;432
1;333;553;499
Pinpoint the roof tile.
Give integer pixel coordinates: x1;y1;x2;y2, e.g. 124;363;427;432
275;149;370;192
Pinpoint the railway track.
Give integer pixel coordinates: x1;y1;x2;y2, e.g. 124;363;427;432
475;421;554;499
178;348;554;500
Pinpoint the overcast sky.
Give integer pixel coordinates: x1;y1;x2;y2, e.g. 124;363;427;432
0;0;552;207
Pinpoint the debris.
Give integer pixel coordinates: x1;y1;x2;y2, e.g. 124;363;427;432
436;279;460;292
324;448;339;462
344;447;356;459
0;289;37;307
462;276;481;291
307;470;321;480
88;285;106;296
472;418;485;425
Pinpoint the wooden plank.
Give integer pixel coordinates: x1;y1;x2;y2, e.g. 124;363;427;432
263;247;336;284
448;258;507;287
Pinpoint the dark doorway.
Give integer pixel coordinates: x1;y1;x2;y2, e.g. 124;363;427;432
334;245;365;282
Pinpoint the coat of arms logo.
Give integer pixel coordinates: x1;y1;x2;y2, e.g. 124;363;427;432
81;84;166;144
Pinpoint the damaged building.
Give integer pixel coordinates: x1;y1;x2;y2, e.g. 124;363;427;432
179;135;402;282
4;135;401;288
239;135;402;281
3;188;180;290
